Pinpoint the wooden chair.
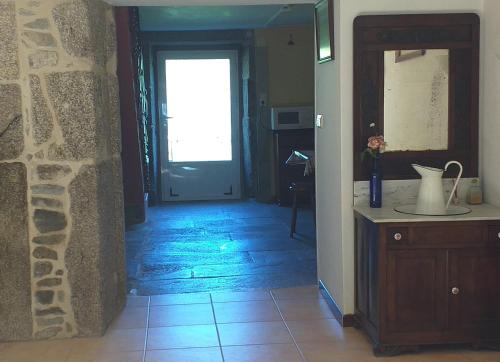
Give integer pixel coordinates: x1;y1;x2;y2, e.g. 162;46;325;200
289;180;315;238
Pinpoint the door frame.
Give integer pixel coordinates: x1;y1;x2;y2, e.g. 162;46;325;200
155;47;242;201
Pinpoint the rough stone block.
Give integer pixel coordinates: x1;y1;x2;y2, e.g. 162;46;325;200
0;2;20;80
34;209;67;233
30;75;53;146
107;76;121;155
35;290;54;305
36;317;64;327
33;246;58;260
31;184;65;196
37;164;71;181
0;163;32;341
98;158;127;331
37;278;62;288
33;234;65;246
24;18;50;30
52;0;107;65
105;8;117;68
23;31;57;47
0;84;24;160
67;164;102;336
34;327;62;339
67;161;126;336
34;261;53;277
47;72;105;160
35;307;64;317
32;197;63;209
29;50;58;70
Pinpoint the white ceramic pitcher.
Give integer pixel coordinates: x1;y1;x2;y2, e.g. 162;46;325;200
413;161;463;215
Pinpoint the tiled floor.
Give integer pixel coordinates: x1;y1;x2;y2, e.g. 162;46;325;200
126;200;317;295
1;286;499;362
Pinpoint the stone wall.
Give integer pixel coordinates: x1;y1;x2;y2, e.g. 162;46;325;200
0;0;126;341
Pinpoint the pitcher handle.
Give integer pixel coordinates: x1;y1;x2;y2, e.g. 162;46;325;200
445;161;463;209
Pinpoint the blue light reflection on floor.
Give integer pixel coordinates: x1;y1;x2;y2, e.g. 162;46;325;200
125;200;317;295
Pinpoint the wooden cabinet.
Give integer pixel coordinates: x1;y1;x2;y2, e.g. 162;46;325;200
354;213;500;354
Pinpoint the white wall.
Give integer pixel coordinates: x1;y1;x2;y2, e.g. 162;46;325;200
482;0;500;207
315;0;343;308
255;26;315;107
316;0;484;315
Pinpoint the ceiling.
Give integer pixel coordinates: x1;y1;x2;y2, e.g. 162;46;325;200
139;4;315;31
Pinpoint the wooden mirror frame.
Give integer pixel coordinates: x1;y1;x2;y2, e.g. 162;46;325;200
353;14;479;181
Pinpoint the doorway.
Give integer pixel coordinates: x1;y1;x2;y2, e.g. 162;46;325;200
120;5;317;296
157;50;241;201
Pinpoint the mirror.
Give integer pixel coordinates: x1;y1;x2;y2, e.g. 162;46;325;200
353;14;479;181
384;49;449;152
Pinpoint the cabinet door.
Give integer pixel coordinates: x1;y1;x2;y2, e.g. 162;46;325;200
386;249;448;333
449;248;500;338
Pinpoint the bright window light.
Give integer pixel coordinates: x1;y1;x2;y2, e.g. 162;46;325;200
165;58;232;162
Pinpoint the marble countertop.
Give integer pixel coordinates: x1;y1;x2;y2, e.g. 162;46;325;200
353;203;500;223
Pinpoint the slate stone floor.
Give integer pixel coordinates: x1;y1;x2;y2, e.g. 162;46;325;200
125;200;317;295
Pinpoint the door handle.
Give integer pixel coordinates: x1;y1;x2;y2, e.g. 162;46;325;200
170;188;179;197
224;186;233;196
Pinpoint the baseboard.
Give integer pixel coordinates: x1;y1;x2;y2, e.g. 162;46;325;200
319;280;355;327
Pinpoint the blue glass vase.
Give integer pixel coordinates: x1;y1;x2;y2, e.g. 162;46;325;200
370;157;382;208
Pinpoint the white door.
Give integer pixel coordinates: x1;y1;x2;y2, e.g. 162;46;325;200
157;50;241;201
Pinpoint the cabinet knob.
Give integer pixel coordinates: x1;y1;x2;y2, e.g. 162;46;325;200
393;233;402;241
497;232;500;239
451;287;460;295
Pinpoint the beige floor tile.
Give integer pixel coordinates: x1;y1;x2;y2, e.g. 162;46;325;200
463;350;500;362
299;342;474;362
109;307;148;329
222;344;303;362
379;350;470;362
299;341;405;362
296;328;372;353
276;298;334;321
463;351;500;362
66;350;143;362
147;325;219;350
149;304;214;327
150;292;211;306
145;347;223;362
126;295;150;307
211;290;272;303
213;300;282;323
299;342;373;362
218;321;293;346
286;319;345;343
271;285;322;300
0;339;70;362
66;328;146;354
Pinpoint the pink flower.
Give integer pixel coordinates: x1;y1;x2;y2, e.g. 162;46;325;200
367;135;386;151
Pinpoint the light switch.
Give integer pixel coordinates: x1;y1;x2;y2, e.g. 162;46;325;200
316;114;324;128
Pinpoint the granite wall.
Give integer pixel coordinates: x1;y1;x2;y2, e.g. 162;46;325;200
0;0;126;341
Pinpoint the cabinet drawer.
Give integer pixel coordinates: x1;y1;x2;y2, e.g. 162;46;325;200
488;226;500;244
410;225;484;246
